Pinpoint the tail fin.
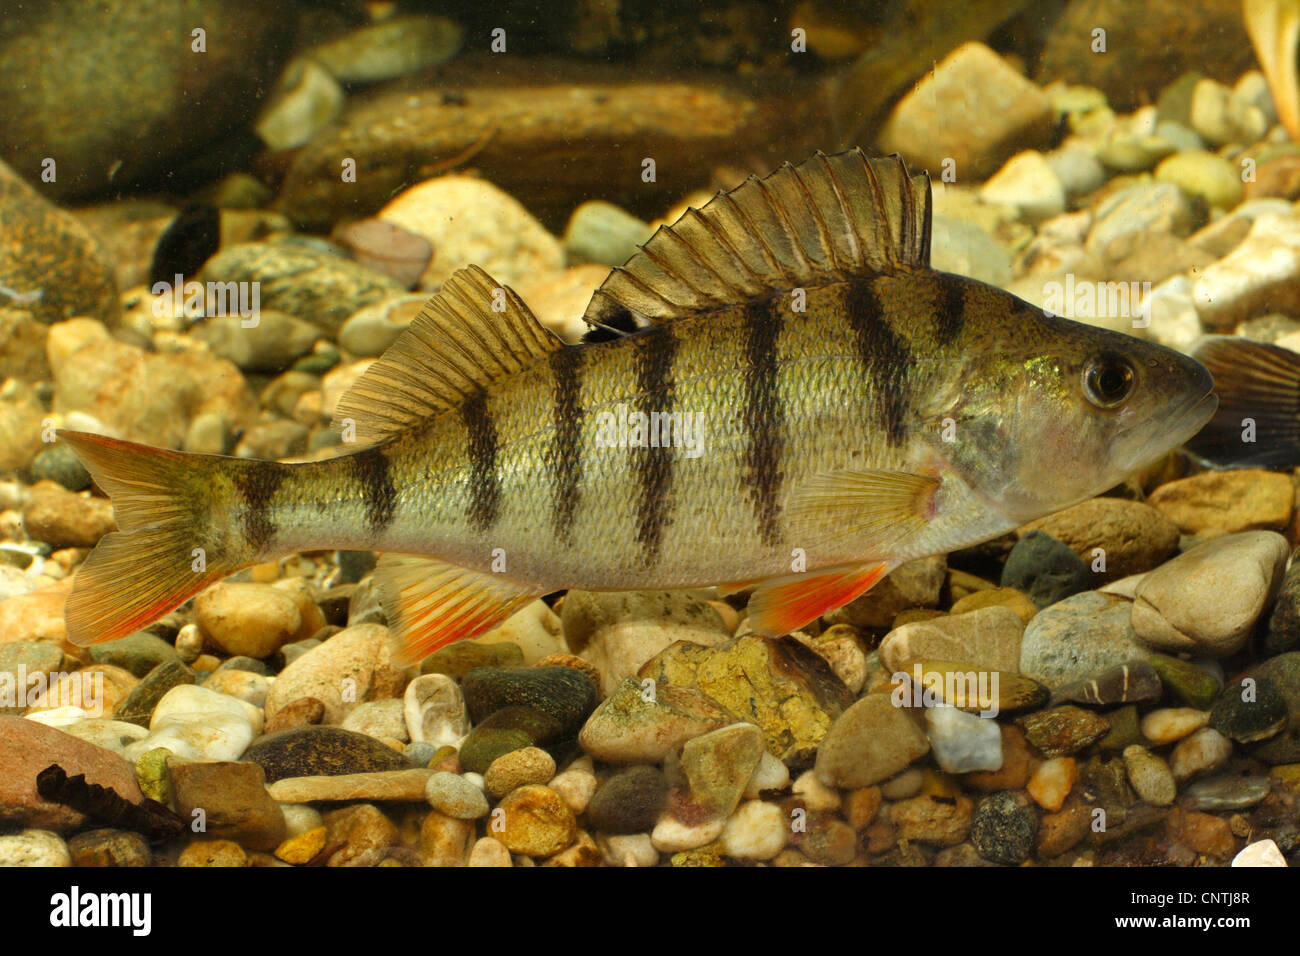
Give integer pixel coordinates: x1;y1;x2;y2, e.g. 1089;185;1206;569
1186;337;1300;468
57;430;242;646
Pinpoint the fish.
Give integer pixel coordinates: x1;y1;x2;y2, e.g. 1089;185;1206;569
58;149;1218;665
1184;335;1300;467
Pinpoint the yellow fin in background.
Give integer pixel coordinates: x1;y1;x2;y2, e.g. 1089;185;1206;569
746;561;894;636
787;468;940;553
582;148;932;334
372;554;544;665
333;264;565;445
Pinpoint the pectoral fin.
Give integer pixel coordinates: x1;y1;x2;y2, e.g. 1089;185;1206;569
373;554;543;665
745;561;894;637
787;468;940;551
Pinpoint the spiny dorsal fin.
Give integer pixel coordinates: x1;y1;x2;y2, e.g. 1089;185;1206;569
333;264;563;444
582;149;932;332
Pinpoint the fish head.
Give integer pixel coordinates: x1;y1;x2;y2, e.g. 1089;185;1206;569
925;298;1217;524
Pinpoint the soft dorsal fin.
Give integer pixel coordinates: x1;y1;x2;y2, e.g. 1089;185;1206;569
582;149;932;333
333;265;563;444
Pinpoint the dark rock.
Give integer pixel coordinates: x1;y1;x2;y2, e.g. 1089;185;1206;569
30;443;92;491
214;655;272;677
1001;531;1091;609
1148;653;1221;709
1245;653;1300;764
90;632;180;678
1210;676;1288;743
1050;660;1162;708
242;726;409;782
113;660;197;726
1017;705;1110;757
457;727;533;776
587;766;670;834
970;790;1038;865
1266;562;1300;655
462;666;598;739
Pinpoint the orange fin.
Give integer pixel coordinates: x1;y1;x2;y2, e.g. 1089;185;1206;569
57;430;234;645
787;469;940;551
373;554;543;665
745;561;894;637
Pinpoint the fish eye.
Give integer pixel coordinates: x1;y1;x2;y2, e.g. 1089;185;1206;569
1083;357;1135;408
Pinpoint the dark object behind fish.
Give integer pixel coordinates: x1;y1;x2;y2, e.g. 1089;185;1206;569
1186;336;1300;468
149;202;220;287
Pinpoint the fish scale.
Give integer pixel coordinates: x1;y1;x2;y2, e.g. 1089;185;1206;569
58;149;1216;663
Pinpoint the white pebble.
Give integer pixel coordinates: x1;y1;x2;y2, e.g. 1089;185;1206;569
720;800;787;861
1140;707;1210;745
791;770;840;811
1232;839;1288;867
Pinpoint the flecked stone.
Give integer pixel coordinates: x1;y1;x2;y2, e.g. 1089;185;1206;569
1001;531;1091;609
1019;591;1151;688
1122;745;1177;806
1210;676;1289;743
403;673;469;747
67;829;151;867
419;640;524;680
879;606;1023;675
1019;498;1181;583
1017;705;1110;757
424;771;490;820
678;722;765;821
462;666;597;740
578;677;736;764
814;694;930;789
495;785;577;858
1132;532;1288;657
166;757;286;851
587;765;671;834
640;634;853;763
970;791;1038;865
484;747;556;799
1148;471;1294;533
243;726;409;782
263;623;408;726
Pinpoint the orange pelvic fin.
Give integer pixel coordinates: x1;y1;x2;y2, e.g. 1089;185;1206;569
373;554;543;665
745;561;894;637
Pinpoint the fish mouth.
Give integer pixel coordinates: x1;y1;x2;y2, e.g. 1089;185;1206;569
1116;387;1218;474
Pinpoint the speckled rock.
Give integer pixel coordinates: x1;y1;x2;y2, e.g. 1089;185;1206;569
178;839;247;867
1019;591;1151;688
495;785;577;858
640;635;853;763
578;676;736;764
0;829;70;866
243;726;409;782
1243;653;1300;763
1132;532;1289;657
425;771;490;820
1019;498;1181;583
1017;705;1109;757
969;791;1038;865
1210;676;1289;744
484;747;556;799
1122;745;1177;806
814;694;930;789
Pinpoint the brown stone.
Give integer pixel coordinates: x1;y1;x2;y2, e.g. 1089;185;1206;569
264;696;325;733
166;758;286;851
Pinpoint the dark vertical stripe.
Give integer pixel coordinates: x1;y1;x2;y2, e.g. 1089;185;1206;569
931;272;967;346
634;324;678;565
550;346;584;545
234;463;286;555
844;277;911;447
350;446;397;532
742;300;784;548
461;391;500;531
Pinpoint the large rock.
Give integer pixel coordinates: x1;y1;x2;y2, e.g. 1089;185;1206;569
878;606;1024;675
263;623;409;726
1147;469;1295;533
0;0;291;199
1020;590;1151;688
814;694;930;789
1019;498;1180;583
578;677;736;764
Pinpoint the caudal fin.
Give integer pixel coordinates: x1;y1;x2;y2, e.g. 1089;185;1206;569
57;431;242;646
1186;337;1300;467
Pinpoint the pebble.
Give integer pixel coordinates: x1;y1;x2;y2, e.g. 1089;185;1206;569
597;832;659;867
791;769;841;812
307;15;463;85
878;42;1054;179
28;663;137;717
484;747;556;799
264;696;325;734
641;634;853;764
323;804;399;867
744;750;791;798
814;694;930;789
1085;183;1199;259
587;765;670;834
417;810;475;867
336;295;423;356
1193;214;1300;328
1141;707;1211;745
494;785;577;858
979;150;1066;222
88;632;178;678
202;669;270;709
274;826;327;865
123;684;260;763
263;623;409;726
1210;676;1289;743
1247;653;1300;763
970;791;1038;866
0;829;70;866
679;722;765;821
457;726;534;775
712;800;784;861
880;768;925;800
21;483;115;549
889;792;974;847
167;757;286;851
403;673;469;747
174;624;203;664
1183;775;1272;812
419;639;524;680
1232;839;1288;867
1019;498;1180;583
947;587;1038;626
563;201;653;267
1166;806;1237;859
931;216;1014;289
340;698;409;742
650;813;725;854
267;769;434;804
1266;560;1300;655
1169;728;1234;781
1001;531;1091;609
549;763;599;814
178;840;247;868
879;606;1023;675
192;580;301;660
1148;472;1294;533
1028;756;1077;813
1018;705;1110;757
1019;591;1150;687
467;836;513;868
578;676;736;764
1050;660;1163;708
1148;654;1222;709
462;665;597;739
196;311;322;374
1122;745;1177;806
279;804;323;838
67;829;151;867
243;726;409;782
46;718;148;759
1036;800;1093;859
425;771;490;819
1189;77;1268;146
925;705;1003;773
1155;150;1244;209
377;176;564;290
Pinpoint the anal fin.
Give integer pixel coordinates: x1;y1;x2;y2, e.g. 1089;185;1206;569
745;561;894;637
373;554;543;665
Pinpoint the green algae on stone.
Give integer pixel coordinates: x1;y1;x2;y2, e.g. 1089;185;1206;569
135;747;175;808
1147;653;1221;709
461;666;598;738
458;727;534;775
577;676;737;764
